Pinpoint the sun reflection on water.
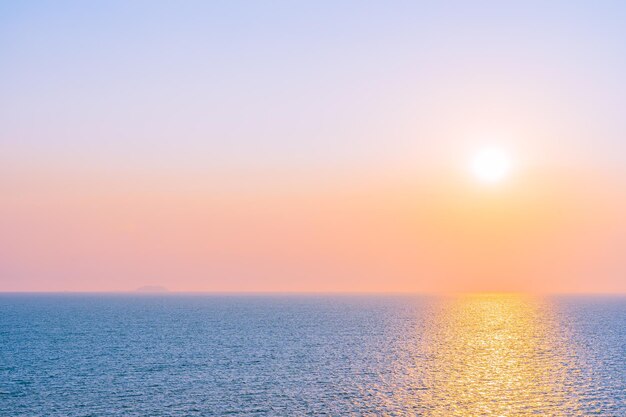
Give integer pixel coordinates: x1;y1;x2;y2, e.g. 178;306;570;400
414;294;583;416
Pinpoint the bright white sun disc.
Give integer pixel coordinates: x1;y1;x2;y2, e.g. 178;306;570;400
470;147;512;184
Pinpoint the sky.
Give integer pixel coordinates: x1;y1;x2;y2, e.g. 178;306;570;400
1;1;625;292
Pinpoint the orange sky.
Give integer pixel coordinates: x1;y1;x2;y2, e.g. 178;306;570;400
2;167;624;293
3;2;626;293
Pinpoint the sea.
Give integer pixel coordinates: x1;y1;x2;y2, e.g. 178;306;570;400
0;294;624;416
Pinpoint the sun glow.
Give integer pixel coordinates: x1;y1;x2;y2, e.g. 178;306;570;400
470;147;513;184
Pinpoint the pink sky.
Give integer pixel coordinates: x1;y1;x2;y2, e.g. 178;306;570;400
2;2;626;293
2;167;624;293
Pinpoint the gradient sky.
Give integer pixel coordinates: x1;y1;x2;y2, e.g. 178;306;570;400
1;1;625;292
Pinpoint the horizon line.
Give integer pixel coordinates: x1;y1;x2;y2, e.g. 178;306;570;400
1;290;625;296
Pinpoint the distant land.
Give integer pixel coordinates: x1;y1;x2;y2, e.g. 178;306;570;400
135;286;169;293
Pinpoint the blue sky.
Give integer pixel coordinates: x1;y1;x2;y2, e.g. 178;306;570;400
2;1;626;176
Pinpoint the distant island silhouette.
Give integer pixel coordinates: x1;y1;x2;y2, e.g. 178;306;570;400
135;286;169;293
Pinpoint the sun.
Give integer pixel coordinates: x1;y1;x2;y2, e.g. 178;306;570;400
470;147;512;184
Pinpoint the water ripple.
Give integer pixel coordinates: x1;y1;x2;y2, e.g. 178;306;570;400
0;294;624;416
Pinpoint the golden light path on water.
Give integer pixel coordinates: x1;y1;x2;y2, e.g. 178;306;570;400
392;294;585;416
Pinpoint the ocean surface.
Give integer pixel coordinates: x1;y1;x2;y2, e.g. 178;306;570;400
0;294;624;416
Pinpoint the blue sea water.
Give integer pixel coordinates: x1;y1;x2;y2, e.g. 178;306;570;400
0;294;624;416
